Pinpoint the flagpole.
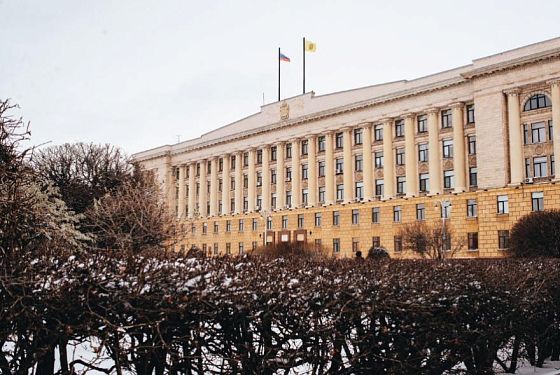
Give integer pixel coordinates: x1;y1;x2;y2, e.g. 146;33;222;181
278;47;281;102
303;37;306;94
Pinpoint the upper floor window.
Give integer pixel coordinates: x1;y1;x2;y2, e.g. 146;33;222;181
354;128;363;145
417;115;427;133
285;143;292;159
441;109;452;128
497;195;509;214
375;151;384;168
443;139;453;158
318;160;325;177
355;154;363;172
301;140;308;155
418;143;429;162
374;125;383;141
524;94;551;112
257;150;263;164
318;136;326;152
468;136;477;155
243;153;249;167
395;120;405;138
466;104;475;124
271;146;277;161
335;158;344;174
396;148;405;166
335;132;344;149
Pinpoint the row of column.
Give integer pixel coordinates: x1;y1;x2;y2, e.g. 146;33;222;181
176;104;468;218
506;80;560;185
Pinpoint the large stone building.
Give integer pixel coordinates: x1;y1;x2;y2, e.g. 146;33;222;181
133;37;560;258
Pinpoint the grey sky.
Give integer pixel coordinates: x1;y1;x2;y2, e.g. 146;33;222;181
1;0;559;154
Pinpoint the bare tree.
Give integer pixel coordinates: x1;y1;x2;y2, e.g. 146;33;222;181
399;220;464;259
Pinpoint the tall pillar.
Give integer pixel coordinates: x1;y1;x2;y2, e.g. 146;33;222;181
209;158;218;216
234;152;243;214
247;149;256;212
382;119;395;199
362;123;373;200
307;135;317;207
452;103;466;192
198;160;207;217
325;132;335;204
404;114;418;197
177;165;186;218
187;163;196;218
261;146;271;211
506;89;523;185
221;155;230;215
343;127;353;203
549;79;560;180
276;142;285;209
427;109;442;194
291;139;301;208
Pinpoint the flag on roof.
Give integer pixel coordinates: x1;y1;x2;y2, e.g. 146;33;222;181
304;39;317;52
279;52;291;62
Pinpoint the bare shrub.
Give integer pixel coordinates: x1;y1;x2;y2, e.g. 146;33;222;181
510;209;560;257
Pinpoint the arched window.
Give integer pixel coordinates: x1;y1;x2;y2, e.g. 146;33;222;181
523;94;551;111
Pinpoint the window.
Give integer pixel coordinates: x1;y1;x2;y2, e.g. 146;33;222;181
416;203;425;220
352;209;360;225
213;222;219;233
256;172;262;187
531;122;546;143
395;119;405;137
498;230;510;250
552;155;555;176
335;132;343;149
336;184;344;201
301;140;308;155
393;206;402;222
467;199;477;218
372;236;381;248
354;128;363;145
314;239;322;251
355;154;363;171
375;151;384;168
202;223;208;234
372;207;380;223
243;174;248;188
468;232;479;250
419;173;429;192
230;198;235;212
230;156;236;170
226;243;231;255
319;187;326;203
523;94;551;111
335;158;344;174
281;215;288;229
525;158;531;178
302;164;308;180
355;182;364;200
252;218;258;231
466;104;475;124
396;148;405;165
394;236;403;252
443;139;453;158
533;157;548;178
271;169;277;184
286;143;292;158
443;170;454;189
469;167;478;187
218;158;223;172
257;150;262;164
243;197;248;212
417;115;427;133
191;223;196;235
333;238;340;253
375;179;384;196
374;124;383;141
302;189;308;206
213;243;219;255
238;219;244;232
318;161;325;177
418;143;429;162
497;195;509;214
441;109;452;128
549;120;553;141
285;191;292;207
396;176;406;195
441;201;451;219
297;214;304;228
468;136;476;155
266;216;273;230
271;146;277;161
314;212;322;227
285;167;292;181
532;191;544;212
243;153;249;167
252;241;258;251
318;136;326;152
239;242;244;255
332;211;340;226
352;238;360;253
196;163;200;176
226;220;231;232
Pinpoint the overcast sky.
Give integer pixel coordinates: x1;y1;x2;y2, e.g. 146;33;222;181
1;0;560;154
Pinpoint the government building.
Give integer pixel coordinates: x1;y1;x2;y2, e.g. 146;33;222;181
133;38;560;258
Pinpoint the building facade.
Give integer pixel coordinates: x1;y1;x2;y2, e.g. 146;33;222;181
133;38;560;258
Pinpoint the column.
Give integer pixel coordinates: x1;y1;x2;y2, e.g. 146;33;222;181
452;103;467;192
221;154;230;215
343;127;353;203
325;132;335;204
382;119;395;199
307;135;317;207
506;89;523;185
187;163;196;218
362;123;373;200
209;158;218;216
234;152;243;214
549;80;560;180
198;160;207;217
276;142;285;209
247;149;256;212
404;114;418;197
261;146;271;211
427;109;442;194
291;139;301;208
177;165;186;218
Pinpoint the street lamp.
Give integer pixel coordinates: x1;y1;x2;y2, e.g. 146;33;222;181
259;209;272;247
434;198;451;259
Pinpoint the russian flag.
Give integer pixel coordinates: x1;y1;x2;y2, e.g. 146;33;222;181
279;52;291;62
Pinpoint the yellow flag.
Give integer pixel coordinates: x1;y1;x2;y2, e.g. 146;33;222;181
305;39;317;52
